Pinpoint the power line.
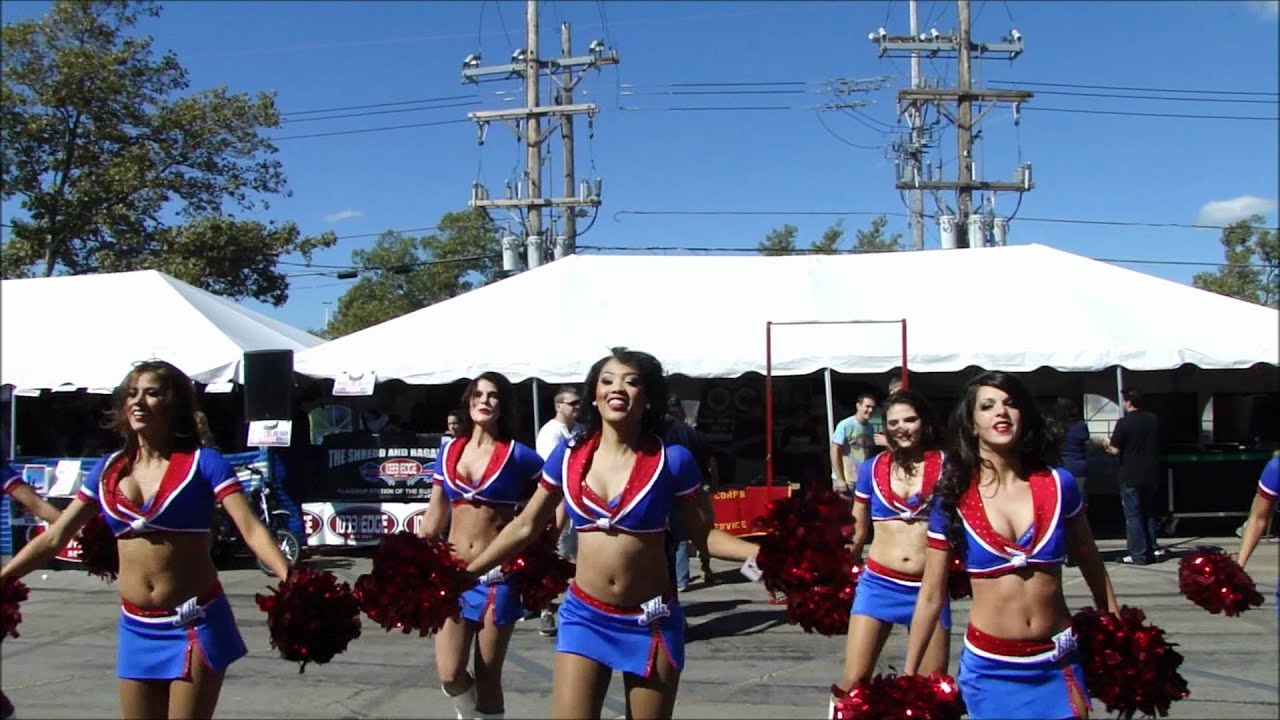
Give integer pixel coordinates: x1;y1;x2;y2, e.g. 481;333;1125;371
991;79;1280;97
270;118;471;141
282;94;480;117
1023;89;1278;105
1026;106;1278;122
282;100;479;124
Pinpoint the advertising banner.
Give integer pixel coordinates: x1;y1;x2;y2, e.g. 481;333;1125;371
300;502;431;546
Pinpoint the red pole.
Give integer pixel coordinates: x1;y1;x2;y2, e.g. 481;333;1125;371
764;321;774;489
900;319;909;390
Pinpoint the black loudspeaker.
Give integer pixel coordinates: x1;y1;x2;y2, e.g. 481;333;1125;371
242;349;294;421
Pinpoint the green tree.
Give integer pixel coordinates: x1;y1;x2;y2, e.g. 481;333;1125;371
809;219;845;255
851;215;903;253
1192;214;1279;308
758;224;799;256
0;1;333;304
323;209;501;338
757;216;901;255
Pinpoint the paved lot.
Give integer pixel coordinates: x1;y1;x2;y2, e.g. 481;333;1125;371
3;534;1277;719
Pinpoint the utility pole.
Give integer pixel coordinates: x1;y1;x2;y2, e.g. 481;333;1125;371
871;0;1033;249
560;22;576;257
907;0;924;250
463;0;618;273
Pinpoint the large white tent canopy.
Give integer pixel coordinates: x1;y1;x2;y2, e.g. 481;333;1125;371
295;244;1279;385
1;270;323;391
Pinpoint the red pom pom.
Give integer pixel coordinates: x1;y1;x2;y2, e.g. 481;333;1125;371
78;513;119;582
354;532;471;636
1;576;31;642
1177;547;1264;617
754;488;859;636
255;567;362;673
832;672;964;720
1073;606;1190;719
503;525;574;613
946;555;972;601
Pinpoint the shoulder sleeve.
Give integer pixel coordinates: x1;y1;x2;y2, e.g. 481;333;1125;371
1259;456;1280;499
200;448;244;502
830;418;848;447
853;457;874;503
519;442;544;480
1057;467;1084;518
431;440;448;486
76;454;110;504
925;494;950;551
539;439;568;493
667;444;702;497
2;461;23;494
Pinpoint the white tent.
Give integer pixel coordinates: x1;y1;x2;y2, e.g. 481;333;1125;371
294;244;1279;385
1;270;323;391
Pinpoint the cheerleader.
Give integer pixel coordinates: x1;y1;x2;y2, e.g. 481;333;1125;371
415;372;544;720
463;348;760;720
904;371;1118;719
1236;451;1280;622
0;360;290;719
832;390;950;710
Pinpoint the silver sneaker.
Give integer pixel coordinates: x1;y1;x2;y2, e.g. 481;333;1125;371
538;609;557;637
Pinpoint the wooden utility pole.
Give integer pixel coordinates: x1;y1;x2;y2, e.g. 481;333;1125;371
560;22;576;257
524;0;542;267
956;0;974;243
907;0;924;250
871;0;1033;249
463;0;617;272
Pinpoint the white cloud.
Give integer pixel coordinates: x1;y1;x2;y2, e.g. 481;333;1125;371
323;208;363;223
1196;195;1277;225
1246;0;1279;18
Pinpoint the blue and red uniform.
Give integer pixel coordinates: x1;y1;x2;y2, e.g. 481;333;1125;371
1257;456;1279;621
2;452;27;496
852;450;951;628
433;435;543;626
76;447;248;681
925;467;1089;720
540;432;701;678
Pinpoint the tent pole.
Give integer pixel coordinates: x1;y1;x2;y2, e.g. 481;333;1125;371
7;387;16;458
1115;366;1125;416
823;368;835;441
765;322;774;489
531;379;541;438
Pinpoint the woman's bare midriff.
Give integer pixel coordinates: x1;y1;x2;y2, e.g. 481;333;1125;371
866;520;929;577
573;531;671;607
968;567;1072;641
116;533;220;609
447;503;515;564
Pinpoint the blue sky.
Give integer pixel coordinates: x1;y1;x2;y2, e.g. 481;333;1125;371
3;0;1277;333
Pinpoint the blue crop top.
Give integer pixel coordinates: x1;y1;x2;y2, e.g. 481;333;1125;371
854;449;945;523
432;436;543;507
1258;456;1279;501
76;447;243;537
926;467;1083;577
539;433;701;534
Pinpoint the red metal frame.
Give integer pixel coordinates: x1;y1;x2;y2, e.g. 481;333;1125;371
764;319;908;488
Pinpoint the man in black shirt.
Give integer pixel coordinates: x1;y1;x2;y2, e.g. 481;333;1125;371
1105;389;1165;565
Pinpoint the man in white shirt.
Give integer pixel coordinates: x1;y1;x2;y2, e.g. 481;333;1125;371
533;385;580;636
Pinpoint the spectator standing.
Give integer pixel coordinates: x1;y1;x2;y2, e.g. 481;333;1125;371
1051;398;1090;497
830;393;878;497
662;395;714;592
1104;389;1166;565
534;386;582;637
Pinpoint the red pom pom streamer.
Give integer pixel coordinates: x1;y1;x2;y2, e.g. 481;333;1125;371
354;532;472;637
1;576;30;642
946;555;971;601
503;525;574;614
754;488;860;636
831;673;965;720
78;513;119;582
1177;547;1264;617
255;567;362;673
1073;606;1190;719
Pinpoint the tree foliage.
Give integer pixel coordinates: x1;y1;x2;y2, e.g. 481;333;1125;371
1;0;333;305
1192;214;1279;308
322;209;502;338
756;216;902;255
